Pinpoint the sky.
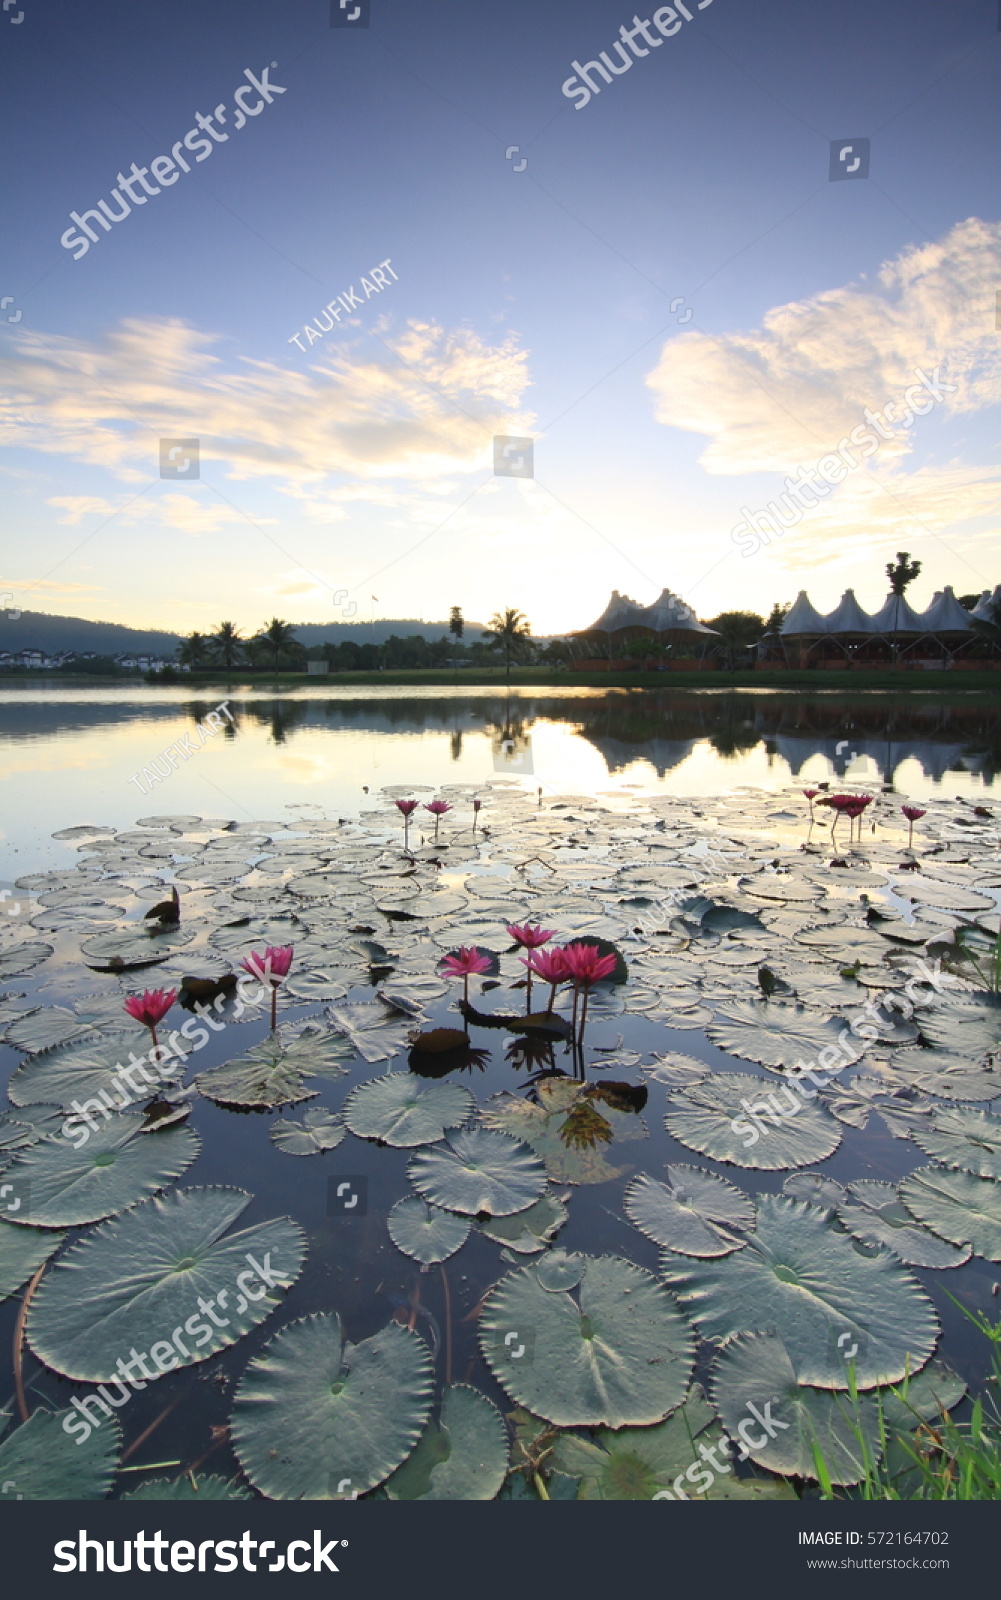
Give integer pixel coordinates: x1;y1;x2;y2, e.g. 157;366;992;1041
1;0;1000;639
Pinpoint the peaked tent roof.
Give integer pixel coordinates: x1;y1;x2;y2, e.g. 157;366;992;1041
824;589;876;634
920;587;976;634
582;590;647;634
869;592;929;634
971;586;1001;622
638;589;718;636
780;591;829;635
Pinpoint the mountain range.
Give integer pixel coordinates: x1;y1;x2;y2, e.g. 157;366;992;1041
0;611;490;655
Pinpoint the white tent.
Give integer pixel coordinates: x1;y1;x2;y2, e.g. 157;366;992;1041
780;591;829;636
824;589;876;634
920;587;977;634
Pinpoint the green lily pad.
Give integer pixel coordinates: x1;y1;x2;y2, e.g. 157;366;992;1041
343;1074;474;1147
28;1187;306;1381
408;1127;547;1218
482;1079;647;1185
836;1181;970;1269
0;1218;66;1302
706;999;865;1072
230;1312;435;1499
0;1407;121;1498
383;1385;509;1500
917;995;1001;1059
8;1036;188;1112
664;1072;842;1170
899;1165;1001;1261
911;1107;1001;1179
0;941;53;979
624;1166;754;1257
2;1007;93;1054
270;1108;346;1157
891;1047;999;1103
710;1332;881;1486
80;927;194;970
2;1114;199;1229
195;1039;319;1111
478;1194;568;1254
479;1254;695;1428
660;1195;938;1389
122;1473;251;1500
388;1197;470;1264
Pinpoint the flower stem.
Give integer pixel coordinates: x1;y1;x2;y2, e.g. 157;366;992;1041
271;986;277;1032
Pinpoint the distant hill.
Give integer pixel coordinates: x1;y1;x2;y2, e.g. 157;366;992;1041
0;611;491;655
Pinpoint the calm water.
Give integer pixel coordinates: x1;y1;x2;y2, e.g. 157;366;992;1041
2;685;998;875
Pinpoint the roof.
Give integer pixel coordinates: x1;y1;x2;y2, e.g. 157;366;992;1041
920;587;977;634
824;589;876;634
780;591;829;635
869;592;929;634
582;590;647;634
637;588;718;636
971;586;1001;623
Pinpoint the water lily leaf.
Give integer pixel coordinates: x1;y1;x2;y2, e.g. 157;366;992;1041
535;1249;585;1291
899;1165;1001;1261
270;1107;346;1157
917;996;1001;1059
408;1127;547;1217
195;1037;319;1111
0;941;53;979
383;1385;508;1500
2;1007;94;1053
911;1107;1001;1179
624;1166;754;1257
706;999;865;1072
80;928;194;970
642;1052;710;1090
325;1003;411;1063
890;1047;999;1103
0;1218;66;1302
781;1172;846;1211
28;1187;306;1381
878;1360;967;1432
3;1115;199;1229
479;1254;695;1428
388;1196;470;1263
343;1074;474;1147
478;1194;568;1254
710;1332;881;1486
0;1407;120;1498
482;1080;647;1185
230;1312;434;1499
664;1072;842;1170
122;1473;250;1500
836;1181;970;1269
7;1036;187;1111
660;1195;938;1389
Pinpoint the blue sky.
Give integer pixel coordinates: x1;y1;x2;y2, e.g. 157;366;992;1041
1;0;999;637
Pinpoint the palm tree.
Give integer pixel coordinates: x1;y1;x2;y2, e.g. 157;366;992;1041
257;617;299;673
211;621;244;670
484;608;532;682
177;631;211;671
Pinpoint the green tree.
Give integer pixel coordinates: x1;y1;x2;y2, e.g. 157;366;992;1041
484;608;532;681
177;631;211;671
449;606;464;642
886;551;921;596
765;602;790;633
703;611;765;671
256;617;301;672
211;620;244;669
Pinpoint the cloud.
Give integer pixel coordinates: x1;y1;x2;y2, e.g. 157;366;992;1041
46;496;120;524
646;218;1001;475
0;576;102;597
1;317;534;493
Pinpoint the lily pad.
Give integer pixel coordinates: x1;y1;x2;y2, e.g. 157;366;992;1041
0;1407;121;1498
624;1166;754;1257
836;1181;971;1269
28;1187;306;1381
711;1332;881;1486
2;1114;199;1229
80;927;194;970
408;1127;547;1218
664;1072;842;1170
343;1074;474;1148
890;1047;999;1103
270;1108;346;1157
122;1473;251;1500
478;1194;568;1254
0;1218;66;1302
911;1107;1001;1179
0;941;53;979
706;999;865;1072
388;1196;471;1264
195;1039;319;1111
2;1007;94;1054
660;1194;938;1389
230;1312;435;1499
482;1079;647;1185
899;1165;1001;1261
383;1385;509;1500
7;1036;185;1112
479;1253;695;1428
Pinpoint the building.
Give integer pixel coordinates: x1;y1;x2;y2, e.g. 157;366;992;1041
571;588;719;667
761;585;999;670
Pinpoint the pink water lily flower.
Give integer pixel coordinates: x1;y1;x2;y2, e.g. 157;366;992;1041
522;946;571;1013
240;944;294;1030
801;788;819;825
423;798;453;840
506;924;557;1012
562;943;618;1055
395;797;419;848
901;804;927;848
440;945;494;1009
124;987;177;1049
